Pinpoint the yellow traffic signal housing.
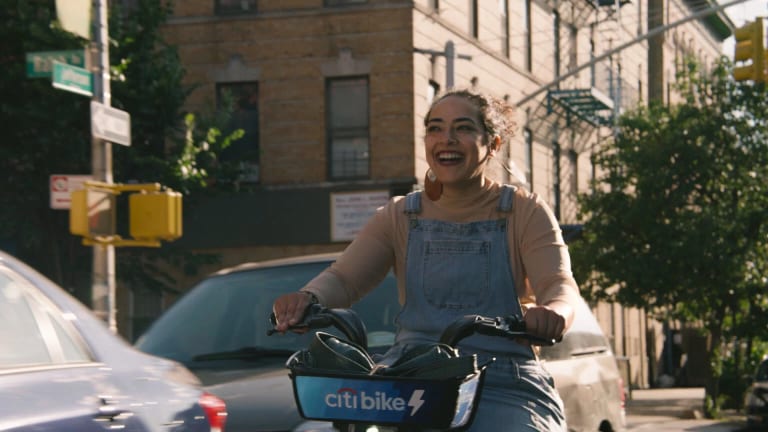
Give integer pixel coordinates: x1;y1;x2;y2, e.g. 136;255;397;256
129;191;183;241
733;18;766;83
70;189;89;237
69;188;116;237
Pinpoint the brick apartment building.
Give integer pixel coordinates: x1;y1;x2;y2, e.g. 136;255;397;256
123;0;734;390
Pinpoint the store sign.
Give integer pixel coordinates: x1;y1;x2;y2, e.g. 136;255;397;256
330;190;390;242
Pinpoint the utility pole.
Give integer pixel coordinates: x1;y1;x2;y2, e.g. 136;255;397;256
90;0;117;332
415;40;472;90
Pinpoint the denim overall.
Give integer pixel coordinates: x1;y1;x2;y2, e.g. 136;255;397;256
383;185;566;431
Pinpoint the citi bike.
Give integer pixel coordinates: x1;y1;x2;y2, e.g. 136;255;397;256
268;304;558;432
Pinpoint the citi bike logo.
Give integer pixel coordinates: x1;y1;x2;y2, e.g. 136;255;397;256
325;388;426;416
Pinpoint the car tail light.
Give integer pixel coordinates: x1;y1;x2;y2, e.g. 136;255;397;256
199;392;228;431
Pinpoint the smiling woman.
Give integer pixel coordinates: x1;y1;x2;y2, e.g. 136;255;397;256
271;90;585;431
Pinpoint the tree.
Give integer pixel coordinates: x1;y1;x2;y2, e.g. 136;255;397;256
0;1;241;311
571;57;768;416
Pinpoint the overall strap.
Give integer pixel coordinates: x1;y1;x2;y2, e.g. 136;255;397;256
404;191;422;215
497;184;518;213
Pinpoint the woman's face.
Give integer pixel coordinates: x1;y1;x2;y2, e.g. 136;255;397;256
425;95;495;190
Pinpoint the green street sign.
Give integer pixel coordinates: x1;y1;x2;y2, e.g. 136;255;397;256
52;61;92;97
26;49;86;78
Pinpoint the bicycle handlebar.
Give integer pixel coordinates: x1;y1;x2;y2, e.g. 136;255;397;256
268;304;369;350
268;304;560;349
439;314;560;347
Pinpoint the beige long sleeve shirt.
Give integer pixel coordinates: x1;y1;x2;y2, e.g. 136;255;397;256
303;180;581;311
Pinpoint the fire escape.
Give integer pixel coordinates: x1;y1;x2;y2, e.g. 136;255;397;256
544;0;633;130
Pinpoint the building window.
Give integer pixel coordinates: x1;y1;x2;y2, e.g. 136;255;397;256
568;25;578;72
590;24;596;86
568;149;578;197
470;0;479;39
553;11;561;77
430;0;439;11
552;142;561;220
215;0;256;14
525;0;532;72
217;82;260;183
327;77;370;180
325;0;367;6
500;0;510;58
523;128;533;190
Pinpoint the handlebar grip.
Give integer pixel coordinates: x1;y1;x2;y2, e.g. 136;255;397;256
438;314;563;347
267;303;324;336
267;304;369;350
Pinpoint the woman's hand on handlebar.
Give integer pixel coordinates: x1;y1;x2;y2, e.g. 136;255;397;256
523;305;566;342
272;292;313;333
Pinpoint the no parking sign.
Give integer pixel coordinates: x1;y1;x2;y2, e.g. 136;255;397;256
50;174;92;210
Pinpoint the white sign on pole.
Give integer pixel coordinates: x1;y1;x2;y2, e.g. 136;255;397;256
91;101;131;146
50;174;92;209
330;190;390;242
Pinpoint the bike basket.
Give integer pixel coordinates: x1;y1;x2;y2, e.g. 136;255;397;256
288;365;486;430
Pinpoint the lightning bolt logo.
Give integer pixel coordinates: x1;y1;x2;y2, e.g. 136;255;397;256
407;389;425;416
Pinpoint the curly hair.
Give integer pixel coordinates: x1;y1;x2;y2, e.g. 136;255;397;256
423;89;518;140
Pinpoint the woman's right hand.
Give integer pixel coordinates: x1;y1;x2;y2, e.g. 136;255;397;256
272;292;313;333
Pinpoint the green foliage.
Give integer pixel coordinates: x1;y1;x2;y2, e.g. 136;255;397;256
0;1;242;304
0;0;94;297
571;56;768;415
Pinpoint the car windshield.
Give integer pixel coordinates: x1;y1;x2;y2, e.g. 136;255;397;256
136;261;400;368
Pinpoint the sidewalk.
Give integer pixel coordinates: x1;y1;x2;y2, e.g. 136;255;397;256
626;387;746;431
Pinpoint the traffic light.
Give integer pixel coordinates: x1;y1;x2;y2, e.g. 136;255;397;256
69;188;116;237
69;182;182;247
733;17;765;83
129;191;183;241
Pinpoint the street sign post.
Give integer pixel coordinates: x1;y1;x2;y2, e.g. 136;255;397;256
91;101;131;146
26;50;86;78
52;61;92;96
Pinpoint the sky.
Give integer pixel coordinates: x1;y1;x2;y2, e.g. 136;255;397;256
720;0;767;55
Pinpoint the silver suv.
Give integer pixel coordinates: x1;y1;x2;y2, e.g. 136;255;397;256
136;253;626;432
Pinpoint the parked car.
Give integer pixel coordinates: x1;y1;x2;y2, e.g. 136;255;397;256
744;356;768;430
136;252;625;432
0;249;227;432
538;294;626;432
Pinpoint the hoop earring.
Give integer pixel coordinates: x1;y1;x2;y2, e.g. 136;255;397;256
424;168;443;201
